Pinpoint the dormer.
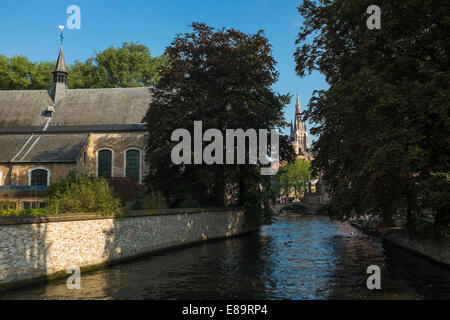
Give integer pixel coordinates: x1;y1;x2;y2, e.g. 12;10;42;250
43;105;55;118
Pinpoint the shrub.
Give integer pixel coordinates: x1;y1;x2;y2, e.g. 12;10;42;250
0;208;51;216
46;174;123;216
0;200;16;211
131;187;168;210
177;196;204;209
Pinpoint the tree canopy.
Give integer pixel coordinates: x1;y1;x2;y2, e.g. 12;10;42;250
295;0;449;229
0;55;53;90
144;22;295;224
274;158;312;200
69;42;168;88
0;42;167;90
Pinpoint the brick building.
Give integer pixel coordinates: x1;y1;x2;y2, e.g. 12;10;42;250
0;46;150;208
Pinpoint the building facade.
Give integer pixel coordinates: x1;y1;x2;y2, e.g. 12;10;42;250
0;46;150;208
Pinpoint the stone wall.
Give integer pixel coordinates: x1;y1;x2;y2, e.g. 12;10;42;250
0;208;250;289
384;232;450;266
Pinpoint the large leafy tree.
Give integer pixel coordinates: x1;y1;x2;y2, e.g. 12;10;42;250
295;0;449;228
144;23;295;222
0;55;53;90
0;42;167;90
69;42;168;88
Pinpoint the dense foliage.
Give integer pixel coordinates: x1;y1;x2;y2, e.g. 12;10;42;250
0;175;123;216
45;175;123;215
0;42;167;90
0;55;53;90
274;158;312;200
130;186;168;210
295;0;449;231
144;23;295;225
0;175;170;216
69;42;168;88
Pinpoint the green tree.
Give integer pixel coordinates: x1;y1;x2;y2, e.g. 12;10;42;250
144;23;295;225
68;42;168;88
294;0;449;230
275;158;312;200
0;55;53;90
0;42;168;90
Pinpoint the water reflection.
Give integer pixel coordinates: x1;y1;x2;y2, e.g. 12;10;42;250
1;216;449;300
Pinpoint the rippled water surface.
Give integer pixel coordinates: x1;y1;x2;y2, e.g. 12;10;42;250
1;215;449;300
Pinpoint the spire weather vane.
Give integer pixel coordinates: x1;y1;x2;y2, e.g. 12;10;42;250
58;25;65;46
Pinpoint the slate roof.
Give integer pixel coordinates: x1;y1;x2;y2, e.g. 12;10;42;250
0;87;152;129
0;124;147;134
0;134;89;163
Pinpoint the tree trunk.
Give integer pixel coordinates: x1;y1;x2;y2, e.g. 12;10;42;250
238;171;246;207
434;207;447;226
406;190;417;232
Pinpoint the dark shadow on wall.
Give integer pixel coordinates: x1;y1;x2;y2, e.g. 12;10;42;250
0;221;51;293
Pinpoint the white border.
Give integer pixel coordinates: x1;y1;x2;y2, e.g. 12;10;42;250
96;148;115;178
123;148;142;184
27;167;51;186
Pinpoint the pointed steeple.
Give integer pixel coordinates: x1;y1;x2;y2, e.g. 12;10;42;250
292;91;311;159
295;93;303;131
294;115;297;135
50;46;68;102
54;46;68;73
295;93;301;115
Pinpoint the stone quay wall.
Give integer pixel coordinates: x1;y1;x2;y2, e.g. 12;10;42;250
384;232;450;266
0;208;250;290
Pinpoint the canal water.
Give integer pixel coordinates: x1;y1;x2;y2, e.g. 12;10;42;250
1;215;450;300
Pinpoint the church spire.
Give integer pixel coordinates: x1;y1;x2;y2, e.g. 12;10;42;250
295;93;303;131
50;27;68;102
292;91;310;159
295;93;301;115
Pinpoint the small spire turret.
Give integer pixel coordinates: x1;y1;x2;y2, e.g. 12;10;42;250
50;26;69;102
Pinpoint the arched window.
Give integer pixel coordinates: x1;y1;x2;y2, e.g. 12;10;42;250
28;168;50;186
125;149;141;183
98;149;113;178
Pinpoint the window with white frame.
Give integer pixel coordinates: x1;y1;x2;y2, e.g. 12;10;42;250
28;168;50;186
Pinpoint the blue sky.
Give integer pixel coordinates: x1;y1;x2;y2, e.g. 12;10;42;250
0;0;328;141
